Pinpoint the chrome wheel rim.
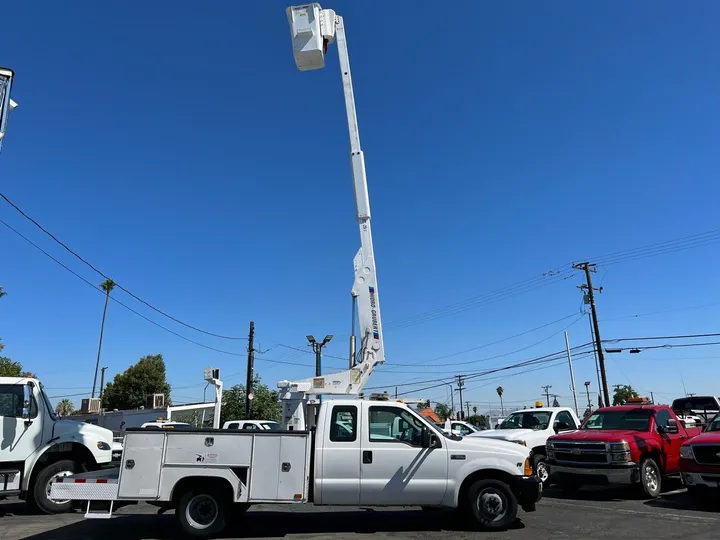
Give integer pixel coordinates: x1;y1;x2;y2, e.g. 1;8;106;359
645;464;659;493
536;461;549;483
47;470;74;505
186;494;219;530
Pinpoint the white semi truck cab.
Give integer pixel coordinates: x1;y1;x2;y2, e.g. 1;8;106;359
51;397;542;536
0;376;116;513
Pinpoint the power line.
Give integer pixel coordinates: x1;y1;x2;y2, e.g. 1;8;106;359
0;192;245;340
606;332;720;343
0;217;249;355
385;313;587;369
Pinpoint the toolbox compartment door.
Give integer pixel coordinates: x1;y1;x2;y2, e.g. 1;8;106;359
118;431;165;499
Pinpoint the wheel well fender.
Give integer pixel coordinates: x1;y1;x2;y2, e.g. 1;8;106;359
458;468;518;508
28;442;97;490
170;476;234;506
531;445;546;458
639;449;664;473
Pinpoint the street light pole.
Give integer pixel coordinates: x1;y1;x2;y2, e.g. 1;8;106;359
0;67;17;154
307;334;333;403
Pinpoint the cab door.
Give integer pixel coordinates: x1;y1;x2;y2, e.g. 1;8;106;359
656;408;684;473
0;383;44;462
359;404;448;506
317;403;361;505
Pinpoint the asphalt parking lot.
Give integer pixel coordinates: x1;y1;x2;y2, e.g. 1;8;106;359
1;484;718;540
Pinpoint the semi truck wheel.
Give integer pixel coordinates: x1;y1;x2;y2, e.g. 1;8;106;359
32;459;79;514
466;479;518;530
177;490;227;537
640;457;661;498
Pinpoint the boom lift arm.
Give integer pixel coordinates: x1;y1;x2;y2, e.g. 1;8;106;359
278;5;385;430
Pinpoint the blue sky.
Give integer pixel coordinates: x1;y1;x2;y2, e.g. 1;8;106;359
1;1;719;413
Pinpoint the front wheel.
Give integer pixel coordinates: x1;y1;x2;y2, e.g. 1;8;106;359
533;455;549;484
640;458;662;498
177;490;227;538
31;459;81;515
466;479;518;530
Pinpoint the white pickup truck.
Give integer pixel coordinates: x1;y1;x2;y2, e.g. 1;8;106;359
467;407;581;484
51;398;542;536
0;377;117;513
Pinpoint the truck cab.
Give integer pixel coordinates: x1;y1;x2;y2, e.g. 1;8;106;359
0;377;115;513
467;406;581;484
546;404;702;497
314;399;541;526
679;411;720;501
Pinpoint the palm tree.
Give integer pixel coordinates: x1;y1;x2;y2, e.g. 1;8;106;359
92;279;115;398
0;286;6;299
472;405;478;415
55;399;74;417
496;386;504;415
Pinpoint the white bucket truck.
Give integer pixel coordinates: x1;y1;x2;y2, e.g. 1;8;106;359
0;376;116;514
48;5;542;536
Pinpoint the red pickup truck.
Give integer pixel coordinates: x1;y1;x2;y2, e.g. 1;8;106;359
546;404;702;497
679;412;720;500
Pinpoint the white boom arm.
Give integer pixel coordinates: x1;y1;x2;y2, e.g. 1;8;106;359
279;6;385;430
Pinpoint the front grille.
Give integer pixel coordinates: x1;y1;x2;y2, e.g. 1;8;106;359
692;445;720;465
552;441;609;464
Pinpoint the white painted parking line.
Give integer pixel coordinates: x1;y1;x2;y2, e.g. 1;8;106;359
544;499;719;523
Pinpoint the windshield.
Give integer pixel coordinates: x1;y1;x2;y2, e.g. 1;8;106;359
671;397;719;412
500;411;551;430
261;422;281;431
40;383;58;421
706;414;720;432
582;409;652;431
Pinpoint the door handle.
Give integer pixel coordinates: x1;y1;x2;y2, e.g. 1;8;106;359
363;450;373;464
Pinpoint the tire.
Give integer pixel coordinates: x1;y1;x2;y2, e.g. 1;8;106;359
466;479;518;530
533;454;549;485
30;460;81;515
176;490;227;538
640;458;662;498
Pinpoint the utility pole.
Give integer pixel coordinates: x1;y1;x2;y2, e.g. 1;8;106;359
245;321;255;419
456;375;465;420
564;331;580;416
447;383;455;414
574;262;610;408
465;402;471;419
650;392;655;404
98;367;107;408
542;385;553;407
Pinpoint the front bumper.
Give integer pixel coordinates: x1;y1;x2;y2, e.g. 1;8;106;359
547;461;639;486
681;471;720;488
513;475;542;512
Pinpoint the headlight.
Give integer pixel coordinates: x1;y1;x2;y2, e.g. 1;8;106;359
96;441;111;451
611;452;631;462
546;441;555;449
511;440;527;446
610;441;630;452
680;446;694;460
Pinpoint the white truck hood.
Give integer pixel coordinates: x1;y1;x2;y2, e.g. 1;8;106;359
53;419;114;444
466;428;539;442
448;432;531;459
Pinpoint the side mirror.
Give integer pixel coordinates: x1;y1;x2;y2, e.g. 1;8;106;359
22;383;32;422
666;419;679;434
554;421;570;434
421;428;431;448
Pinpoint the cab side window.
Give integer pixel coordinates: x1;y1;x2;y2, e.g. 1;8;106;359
330;405;357;442
0;385;36;419
556;411;578;430
369;406;423;446
242;423;260;430
452;423;473;436
655;409;671;431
